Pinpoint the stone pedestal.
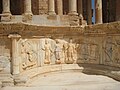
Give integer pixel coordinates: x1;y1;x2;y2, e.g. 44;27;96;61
87;0;92;25
8;34;21;75
69;0;78;15
56;0;63;15
95;0;103;24
1;0;12;22
48;0;56;15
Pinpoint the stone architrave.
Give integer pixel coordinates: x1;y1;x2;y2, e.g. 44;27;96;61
48;0;56;15
95;0;103;24
8;34;21;75
69;0;78;15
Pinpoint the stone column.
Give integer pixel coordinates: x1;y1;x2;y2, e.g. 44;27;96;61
87;0;92;25
78;0;83;16
1;0;12;22
95;0;103;24
56;0;63;15
69;0;78;15
0;81;2;88
8;34;21;75
24;0;33;15
48;0;56;15
2;0;11;14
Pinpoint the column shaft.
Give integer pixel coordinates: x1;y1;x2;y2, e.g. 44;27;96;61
78;0;83;15
95;0;103;24
56;0;63;15
48;0;56;15
8;34;21;75
24;0;32;14
87;0;92;25
2;0;11;14
69;0;78;15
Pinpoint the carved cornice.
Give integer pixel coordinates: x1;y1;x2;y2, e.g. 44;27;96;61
0;21;120;37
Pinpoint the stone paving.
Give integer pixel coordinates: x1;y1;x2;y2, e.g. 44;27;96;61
1;71;120;90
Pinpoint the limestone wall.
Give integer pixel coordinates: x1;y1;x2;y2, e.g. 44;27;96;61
0;21;120;86
0;22;120;73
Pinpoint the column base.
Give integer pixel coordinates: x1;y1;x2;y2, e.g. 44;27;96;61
95;22;103;24
1;12;12;22
48;11;56;15
68;11;78;16
22;13;33;23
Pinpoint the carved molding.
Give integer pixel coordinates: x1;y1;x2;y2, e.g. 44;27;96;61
0;21;119;37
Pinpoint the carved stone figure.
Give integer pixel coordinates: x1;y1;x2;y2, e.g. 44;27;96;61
112;39;120;63
42;39;53;64
89;44;97;60
21;40;37;70
63;43;68;62
65;39;76;64
55;40;63;64
104;37;113;62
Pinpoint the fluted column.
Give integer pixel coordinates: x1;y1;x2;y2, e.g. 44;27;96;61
78;0;83;16
8;34;21;75
48;0;56;15
2;0;11;14
24;0;33;15
95;0;103;24
56;0;63;15
69;0;78;15
87;0;92;25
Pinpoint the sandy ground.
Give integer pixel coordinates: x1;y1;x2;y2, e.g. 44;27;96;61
1;71;120;90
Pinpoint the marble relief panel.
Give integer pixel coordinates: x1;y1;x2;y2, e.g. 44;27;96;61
0;38;11;73
18;39;38;71
17;37;104;72
76;37;100;64
18;38;81;72
103;36;120;67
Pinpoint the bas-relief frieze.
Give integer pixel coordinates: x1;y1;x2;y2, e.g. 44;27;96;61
103;36;120;67
19;39;38;71
76;38;99;64
17;38;80;71
63;39;77;64
0;22;120;74
17;37;101;72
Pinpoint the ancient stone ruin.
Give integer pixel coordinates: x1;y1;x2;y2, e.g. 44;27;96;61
0;0;120;90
